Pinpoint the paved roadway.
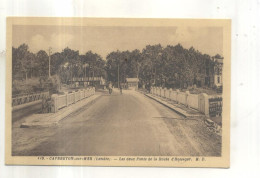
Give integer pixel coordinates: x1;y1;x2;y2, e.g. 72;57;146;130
12;89;221;156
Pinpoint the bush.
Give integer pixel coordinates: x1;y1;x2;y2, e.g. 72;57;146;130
12;78;41;96
12;75;61;97
39;75;61;95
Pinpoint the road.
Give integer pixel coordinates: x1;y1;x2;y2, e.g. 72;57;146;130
12;89;221;156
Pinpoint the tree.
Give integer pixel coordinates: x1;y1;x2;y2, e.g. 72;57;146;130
12;44;41;81
81;51;106;79
36;50;49;77
106;49;142;86
12;41;218;95
141;44;163;86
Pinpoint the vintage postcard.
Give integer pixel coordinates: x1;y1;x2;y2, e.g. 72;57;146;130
5;17;231;167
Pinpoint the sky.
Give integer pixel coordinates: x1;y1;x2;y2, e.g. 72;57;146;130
12;25;223;59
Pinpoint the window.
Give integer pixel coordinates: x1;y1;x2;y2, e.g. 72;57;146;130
218;76;220;83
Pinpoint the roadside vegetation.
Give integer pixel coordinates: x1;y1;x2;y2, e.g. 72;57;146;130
12;43;222;96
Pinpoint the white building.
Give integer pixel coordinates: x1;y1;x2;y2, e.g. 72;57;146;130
126;78;139;90
213;57;223;87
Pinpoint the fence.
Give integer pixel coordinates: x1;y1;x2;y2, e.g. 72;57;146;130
150;87;222;117
12;92;49;107
51;87;95;113
209;97;222;117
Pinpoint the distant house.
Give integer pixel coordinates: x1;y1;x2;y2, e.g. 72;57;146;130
195;56;223;89
69;76;106;88
126;78;139;90
212;56;224;87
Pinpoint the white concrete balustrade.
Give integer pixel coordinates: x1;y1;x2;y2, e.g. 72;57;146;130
51;87;95;113
68;92;74;106
150;87;217;116
57;95;67;109
187;93;199;110
171;90;178;101
177;91;187;105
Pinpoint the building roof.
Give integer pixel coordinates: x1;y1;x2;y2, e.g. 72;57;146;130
215;58;223;64
71;77;105;82
126;78;139;82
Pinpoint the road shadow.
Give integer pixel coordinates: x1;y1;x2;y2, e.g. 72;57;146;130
152;116;199;122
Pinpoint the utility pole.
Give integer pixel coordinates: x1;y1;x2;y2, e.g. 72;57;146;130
84;65;86;78
48;47;52;78
118;62;120;88
92;69;95;86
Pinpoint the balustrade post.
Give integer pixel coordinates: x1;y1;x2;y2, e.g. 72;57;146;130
83;89;86;98
185;91;190;107
176;89;180;103
51;94;58;113
81;90;84;100
72;91;76;104
199;93;209;117
63;92;68;107
169;88;172;100
162;88;165;97
204;94;210;117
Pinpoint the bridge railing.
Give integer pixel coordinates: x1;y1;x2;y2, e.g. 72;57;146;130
150;87;222;117
12;92;49;107
51;87;95;113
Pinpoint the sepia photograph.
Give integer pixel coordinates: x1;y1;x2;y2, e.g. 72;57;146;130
5;18;231;167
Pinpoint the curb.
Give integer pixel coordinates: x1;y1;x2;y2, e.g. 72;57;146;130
20;94;101;128
144;93;188;118
20;121;59;128
144;93;221;136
